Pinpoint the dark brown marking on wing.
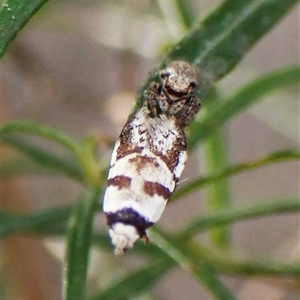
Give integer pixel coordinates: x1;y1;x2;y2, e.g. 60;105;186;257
117;146;144;161
143;181;172;200
107;175;131;190
115;112;147;160
128;155;159;172
114;106;187;180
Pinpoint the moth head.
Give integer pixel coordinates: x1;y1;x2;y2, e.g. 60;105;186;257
109;222;140;255
159;61;198;98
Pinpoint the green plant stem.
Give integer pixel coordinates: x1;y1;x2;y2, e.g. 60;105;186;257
0;204;73;237
185;240;300;277
188;66;300;149
77;136;103;188
203;93;231;248
1;121;80;157
90;258;173;300
2;135;83;182
63;187;101;300
181;198;300;238
2;158;59;178
205;130;231;248
149;227;236;300
173;149;300;201
1;122;103;186
151;226;300;279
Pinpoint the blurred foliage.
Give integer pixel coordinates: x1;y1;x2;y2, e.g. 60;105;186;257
1;0;299;299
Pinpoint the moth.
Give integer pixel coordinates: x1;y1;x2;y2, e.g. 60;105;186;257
103;61;201;255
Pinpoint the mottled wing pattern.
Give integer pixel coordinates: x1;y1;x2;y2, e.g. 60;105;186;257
103;61;200;255
103;107;187;255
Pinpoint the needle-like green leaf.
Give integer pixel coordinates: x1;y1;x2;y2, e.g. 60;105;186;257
174;149;300;201
63;188;101;300
188;66;300;149
137;0;299;107
0;0;50;57
149;227;236;300
2;135;83;182
181;198;300;239
0;204;72;237
90;259;173;300
1;121;80;156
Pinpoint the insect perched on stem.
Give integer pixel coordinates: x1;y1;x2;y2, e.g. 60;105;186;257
103;61;201;255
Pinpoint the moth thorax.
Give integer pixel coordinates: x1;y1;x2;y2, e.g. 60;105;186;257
109;222;140;255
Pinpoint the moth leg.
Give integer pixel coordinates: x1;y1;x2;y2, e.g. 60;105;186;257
146;82;169;116
143;233;150;245
168;96;188;115
175;96;201;126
